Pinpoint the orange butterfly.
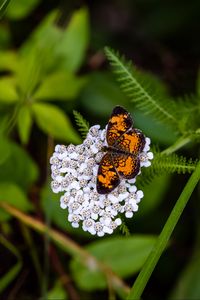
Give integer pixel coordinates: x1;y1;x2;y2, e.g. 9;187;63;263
97;106;145;194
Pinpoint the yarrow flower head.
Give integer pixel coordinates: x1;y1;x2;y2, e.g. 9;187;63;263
50;121;153;237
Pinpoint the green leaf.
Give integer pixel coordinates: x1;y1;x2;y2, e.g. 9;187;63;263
128;161;200;300
0;77;19;103
18;16;63;97
73;110;89;138
16;50;43;99
0;51;18;71
146;152;197;179
34;72;87;101
32;102;81;143
0;24;11;48
197;69;200;96
6;0;40;19
17;105;33;144
20;10;60;56
104;47;179;130
170;254;200;299
0;136;11;165
71;235;157;290
0;0;11;18
80;72;177;145
137;174;171;217
132;109;177;146
79;72;126;116
0;260;21;293
56;7;89;72
20;8;89;75
0;182;33;221
0;140;38;190
47;280;68;300
0;235;22;293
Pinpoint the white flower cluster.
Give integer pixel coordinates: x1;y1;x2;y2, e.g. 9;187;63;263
50;125;153;237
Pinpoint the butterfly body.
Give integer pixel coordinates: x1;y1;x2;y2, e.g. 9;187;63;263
96;106;145;194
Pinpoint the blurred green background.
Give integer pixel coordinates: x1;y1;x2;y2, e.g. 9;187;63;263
0;0;199;299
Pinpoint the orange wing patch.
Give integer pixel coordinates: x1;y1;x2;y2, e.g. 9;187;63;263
107;106;132;146
97;106;145;194
114;129;145;154
97;153;120;194
112;153;140;179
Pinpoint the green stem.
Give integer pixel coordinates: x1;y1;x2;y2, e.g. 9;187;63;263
162;135;192;155
0;202;130;298
127;160;200;300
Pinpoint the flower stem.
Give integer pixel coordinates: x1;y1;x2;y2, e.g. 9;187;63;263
0;202;130;298
162;135;192;155
127;159;200;300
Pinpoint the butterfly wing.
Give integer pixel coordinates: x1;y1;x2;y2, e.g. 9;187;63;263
97;106;145;194
112;153;140;179
114;129;145;154
106;106;133;146
97;153;120;194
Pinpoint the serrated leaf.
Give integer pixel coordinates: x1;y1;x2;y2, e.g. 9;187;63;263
17;105;33;144
34;72;87;101
148;152;196;176
32;102;81;143
6;0;40;19
0;140;38;190
104;47;179;129
0;182;33;221
71;235;157;290
73;110;89;138
0;77;19;103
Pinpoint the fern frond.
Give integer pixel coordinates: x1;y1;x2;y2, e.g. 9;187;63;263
119;221;130;236
152;153;197;174
73;110;89;138
139;152;197;185
174;94;200;133
104;46;179;130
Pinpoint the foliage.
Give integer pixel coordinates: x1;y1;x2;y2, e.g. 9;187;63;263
0;0;11;18
105;47;200;137
137;151;197;186
0;7;88;144
0;235;22;293
73;110;90;138
104;47;179;130
0;1;200;300
71;235;157;290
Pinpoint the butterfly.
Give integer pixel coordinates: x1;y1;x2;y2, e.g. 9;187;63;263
96;106;145;194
